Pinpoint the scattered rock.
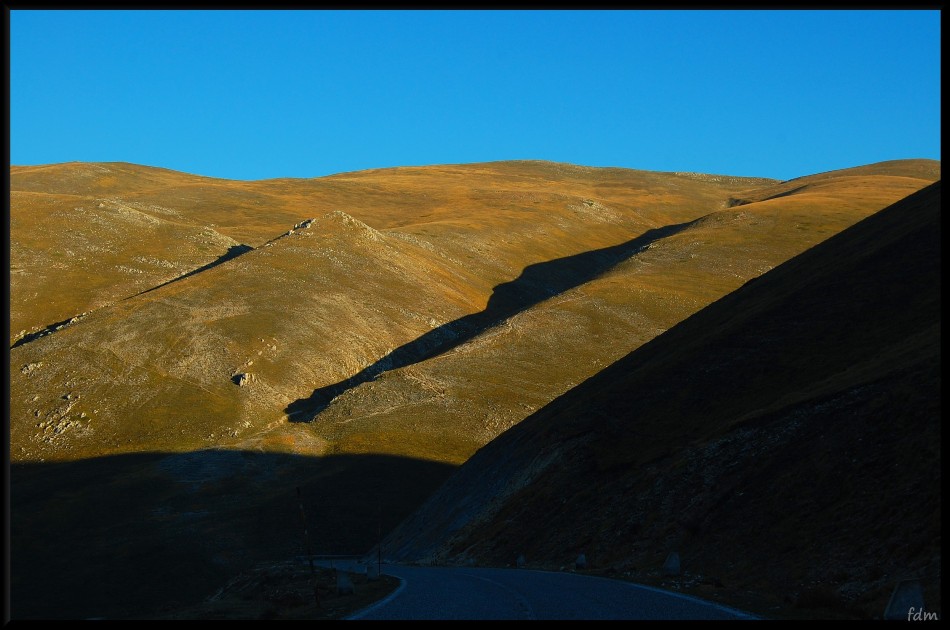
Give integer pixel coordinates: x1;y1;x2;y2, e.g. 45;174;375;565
233;373;254;387
21;362;43;375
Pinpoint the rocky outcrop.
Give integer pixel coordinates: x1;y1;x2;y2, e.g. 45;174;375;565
233;372;254;387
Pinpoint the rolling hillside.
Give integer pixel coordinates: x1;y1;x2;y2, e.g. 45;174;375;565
379;181;942;619
8;158;939;619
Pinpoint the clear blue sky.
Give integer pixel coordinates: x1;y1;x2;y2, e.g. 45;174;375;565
9;9;941;181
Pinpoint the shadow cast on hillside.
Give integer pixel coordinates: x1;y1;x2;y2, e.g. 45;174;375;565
11;315;78;349
9;449;455;620
130;243;254;298
11;244;254;350
285;220;694;422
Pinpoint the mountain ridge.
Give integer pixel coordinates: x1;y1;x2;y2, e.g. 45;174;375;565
9;158;940;619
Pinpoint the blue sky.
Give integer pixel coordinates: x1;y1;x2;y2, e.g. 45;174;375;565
9;9;941;181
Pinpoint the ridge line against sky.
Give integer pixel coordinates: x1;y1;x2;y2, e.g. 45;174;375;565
10;9;941;182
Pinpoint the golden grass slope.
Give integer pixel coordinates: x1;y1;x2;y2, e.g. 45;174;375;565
9;159;939;467
11;159;776;343
10;160;768;461
264;159;942;464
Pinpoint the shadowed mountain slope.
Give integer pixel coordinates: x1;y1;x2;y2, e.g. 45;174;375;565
8;159;940;620
379;181;941;619
9;451;453;620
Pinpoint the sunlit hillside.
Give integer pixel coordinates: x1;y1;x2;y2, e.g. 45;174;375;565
9;158;939;619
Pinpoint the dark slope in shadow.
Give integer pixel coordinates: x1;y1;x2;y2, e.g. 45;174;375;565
286;220;694;422
10;244;254;350
9;450;455;620
378;182;942;617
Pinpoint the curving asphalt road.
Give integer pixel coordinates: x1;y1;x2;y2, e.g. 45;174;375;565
332;562;758;620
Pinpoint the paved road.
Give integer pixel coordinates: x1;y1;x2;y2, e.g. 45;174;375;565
328;561;758;620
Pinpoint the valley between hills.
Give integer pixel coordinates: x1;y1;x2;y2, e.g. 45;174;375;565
8;158;940;619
